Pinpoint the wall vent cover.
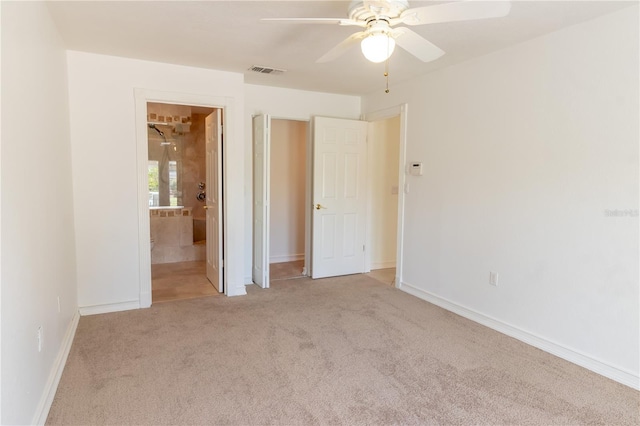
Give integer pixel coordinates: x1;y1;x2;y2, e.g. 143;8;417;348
248;65;286;75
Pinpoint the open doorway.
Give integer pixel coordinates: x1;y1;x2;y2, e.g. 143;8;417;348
145;102;223;303
253;109;406;289
268;119;308;281
366;115;401;287
253;117;309;286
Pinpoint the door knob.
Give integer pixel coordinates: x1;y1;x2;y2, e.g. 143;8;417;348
314;204;327;210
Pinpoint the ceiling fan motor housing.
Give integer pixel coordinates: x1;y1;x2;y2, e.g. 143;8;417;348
348;0;410;23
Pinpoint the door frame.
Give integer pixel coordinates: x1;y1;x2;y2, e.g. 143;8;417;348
363;104;408;289
135;89;233;306
249;107;407;284
252;114;270;288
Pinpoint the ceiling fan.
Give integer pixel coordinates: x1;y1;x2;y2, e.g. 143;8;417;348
263;0;511;64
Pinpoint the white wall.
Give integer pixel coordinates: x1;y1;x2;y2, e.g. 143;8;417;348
244;85;361;281
363;7;639;387
66;52;246;306
368;116;400;269
1;2;79;423
270;120;307;263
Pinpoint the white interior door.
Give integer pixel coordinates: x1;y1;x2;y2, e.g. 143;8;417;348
252;114;270;288
312;116;368;278
205;110;223;293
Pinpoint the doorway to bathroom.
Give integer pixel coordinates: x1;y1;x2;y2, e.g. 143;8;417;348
146;102;223;303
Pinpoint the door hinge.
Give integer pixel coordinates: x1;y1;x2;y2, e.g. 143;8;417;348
363;245;365;252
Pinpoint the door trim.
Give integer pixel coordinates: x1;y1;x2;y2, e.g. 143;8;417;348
363;104;408;289
252;114;270;288
135;89;235;307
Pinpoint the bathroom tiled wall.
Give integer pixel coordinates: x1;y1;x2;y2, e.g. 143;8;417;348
147;102;192;128
181;113;208;221
150;207;205;264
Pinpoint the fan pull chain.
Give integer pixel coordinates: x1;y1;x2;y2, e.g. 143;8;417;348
384;56;390;94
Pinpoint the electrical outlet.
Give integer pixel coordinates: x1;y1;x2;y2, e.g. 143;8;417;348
37;326;43;352
489;272;499;286
57;296;61;313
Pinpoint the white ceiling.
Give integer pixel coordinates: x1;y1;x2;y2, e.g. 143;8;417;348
47;1;634;96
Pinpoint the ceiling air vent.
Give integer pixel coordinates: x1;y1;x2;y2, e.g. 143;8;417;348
248;65;286;75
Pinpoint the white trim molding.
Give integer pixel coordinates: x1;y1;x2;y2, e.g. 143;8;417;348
79;300;140;316
371;261;396;270
400;281;640;391
270;254;304;263
32;311;80;425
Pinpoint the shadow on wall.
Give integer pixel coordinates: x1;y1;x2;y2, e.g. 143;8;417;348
193;217;206;243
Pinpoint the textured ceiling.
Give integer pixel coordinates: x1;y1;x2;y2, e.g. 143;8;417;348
47;1;634;96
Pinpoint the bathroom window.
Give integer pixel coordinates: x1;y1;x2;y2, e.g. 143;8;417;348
148;161;159;207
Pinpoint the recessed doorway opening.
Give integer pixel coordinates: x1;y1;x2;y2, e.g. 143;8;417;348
366;114;401;287
136;88;231;307
146;102;222;303
269;119;308;281
252;108;407;289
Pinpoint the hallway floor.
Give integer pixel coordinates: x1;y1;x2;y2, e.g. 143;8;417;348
152;261;220;303
367;268;396;286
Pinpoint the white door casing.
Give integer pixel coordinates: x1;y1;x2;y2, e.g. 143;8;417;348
205;110;223;292
252;114;270;288
312;116;368;279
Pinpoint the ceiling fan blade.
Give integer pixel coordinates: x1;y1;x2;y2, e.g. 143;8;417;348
316;31;367;63
400;1;511;26
261;18;365;27
391;27;445;63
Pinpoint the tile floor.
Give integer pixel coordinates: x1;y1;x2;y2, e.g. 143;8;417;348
152;260;220;303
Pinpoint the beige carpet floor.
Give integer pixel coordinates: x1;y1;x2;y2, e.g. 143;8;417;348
48;275;638;425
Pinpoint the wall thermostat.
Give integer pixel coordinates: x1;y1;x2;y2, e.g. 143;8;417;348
409;162;423;176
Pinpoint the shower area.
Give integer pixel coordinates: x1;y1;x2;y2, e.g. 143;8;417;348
147;102;218;302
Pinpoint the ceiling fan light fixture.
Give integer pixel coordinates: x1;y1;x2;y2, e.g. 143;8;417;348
361;32;395;63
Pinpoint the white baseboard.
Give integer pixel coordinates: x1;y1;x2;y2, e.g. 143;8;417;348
270;254;304;263
400;281;640;390
371;261;396;270
79;300;140;316
139;291;151;309
245;276;254;285
32;311;80;425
